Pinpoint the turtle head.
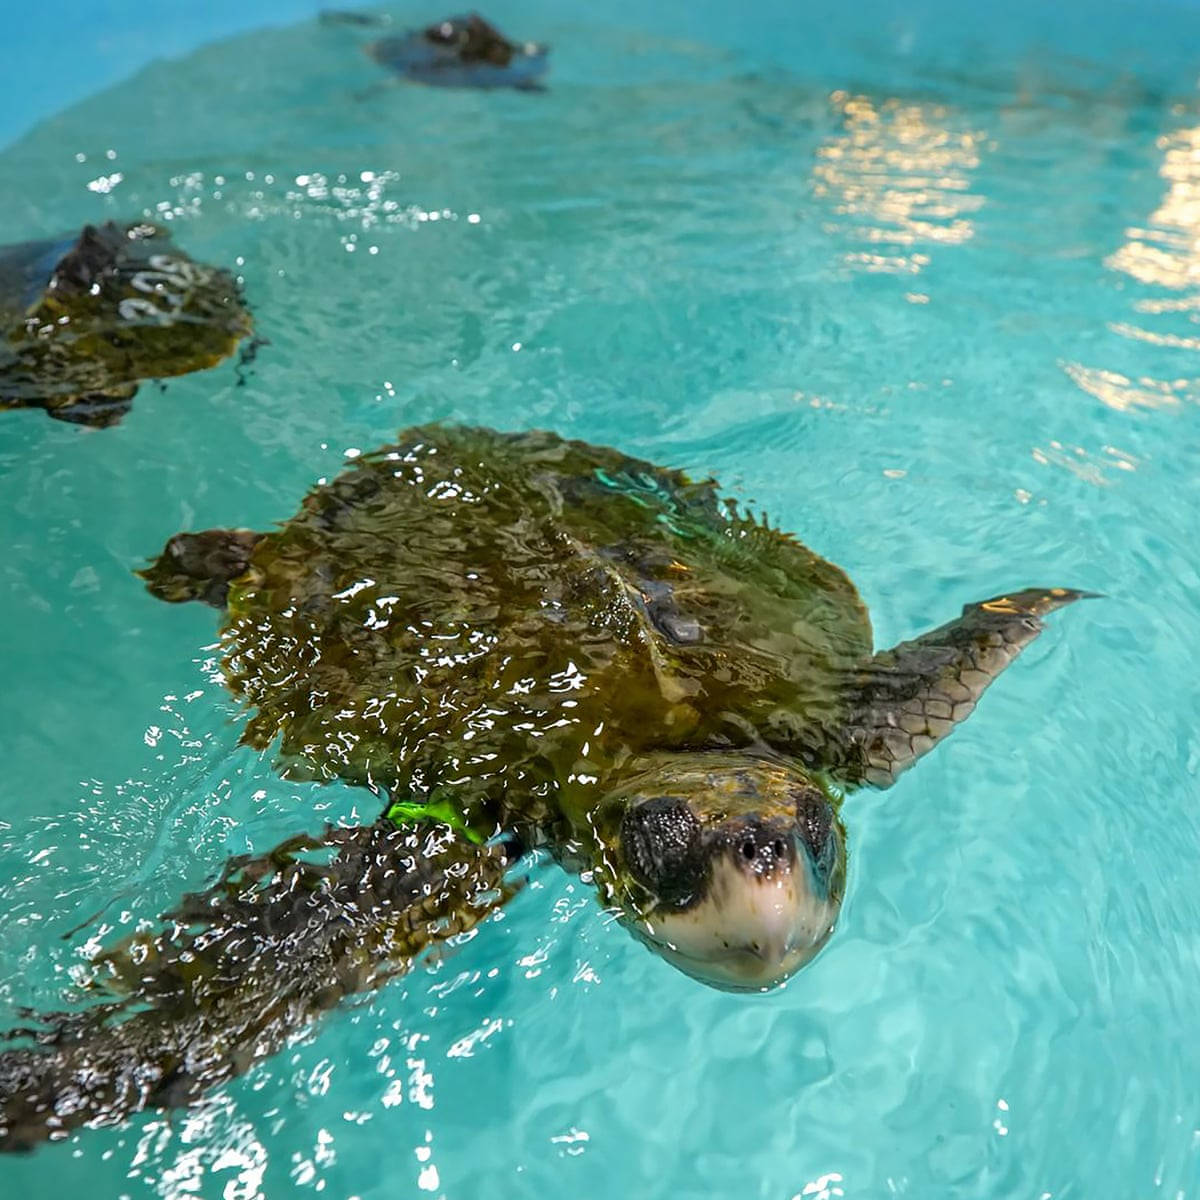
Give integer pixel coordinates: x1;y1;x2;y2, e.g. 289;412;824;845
595;756;846;992
138;528;263;608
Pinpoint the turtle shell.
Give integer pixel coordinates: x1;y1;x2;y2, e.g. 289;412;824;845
0;221;252;427
219;425;872;831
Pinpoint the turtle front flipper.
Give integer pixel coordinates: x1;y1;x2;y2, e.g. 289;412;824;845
835;588;1095;787
42;385;138;429
138;528;264;607
0;820;516;1151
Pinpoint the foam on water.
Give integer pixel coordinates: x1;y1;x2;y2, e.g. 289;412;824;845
2;1;1200;1196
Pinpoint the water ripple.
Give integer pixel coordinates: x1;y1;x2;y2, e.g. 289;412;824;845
2;6;1200;1199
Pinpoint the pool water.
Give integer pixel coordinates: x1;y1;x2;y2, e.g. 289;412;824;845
3;0;1200;1196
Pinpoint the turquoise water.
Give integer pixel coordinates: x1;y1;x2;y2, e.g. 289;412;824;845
3;0;1200;1195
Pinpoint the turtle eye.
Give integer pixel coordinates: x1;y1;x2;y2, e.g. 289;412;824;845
620;797;702;907
792;787;833;861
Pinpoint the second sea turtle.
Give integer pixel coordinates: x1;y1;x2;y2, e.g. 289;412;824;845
323;10;550;89
0;220;253;428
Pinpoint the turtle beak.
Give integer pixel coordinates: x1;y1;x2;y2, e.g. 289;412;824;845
633;819;844;992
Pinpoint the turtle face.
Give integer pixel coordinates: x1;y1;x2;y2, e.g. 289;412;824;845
600;759;846;992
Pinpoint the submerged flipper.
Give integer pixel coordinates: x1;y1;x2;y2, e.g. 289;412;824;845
42;386;137;429
837;588;1094;787
0;821;515;1151
138;528;264;607
318;8;390;26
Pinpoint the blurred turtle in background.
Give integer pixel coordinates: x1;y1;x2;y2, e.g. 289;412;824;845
0;221;253;428
323;10;550;89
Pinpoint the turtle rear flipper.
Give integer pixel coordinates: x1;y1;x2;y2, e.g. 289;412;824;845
0;820;516;1151
837;588;1096;787
138;529;265;607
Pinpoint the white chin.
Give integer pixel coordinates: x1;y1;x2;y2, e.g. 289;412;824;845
649;940;823;991
634;857;838;991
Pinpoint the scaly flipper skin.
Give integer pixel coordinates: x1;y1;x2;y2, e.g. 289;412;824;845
837;588;1095;787
0;822;514;1151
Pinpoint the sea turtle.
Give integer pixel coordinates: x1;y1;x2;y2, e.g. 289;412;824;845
0;220;253;428
0;423;1089;1149
322;10;550;90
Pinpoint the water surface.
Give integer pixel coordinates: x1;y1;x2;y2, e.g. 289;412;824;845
2;2;1200;1196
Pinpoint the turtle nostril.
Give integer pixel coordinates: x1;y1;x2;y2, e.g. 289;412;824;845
740;838;756;862
772;839;785;859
